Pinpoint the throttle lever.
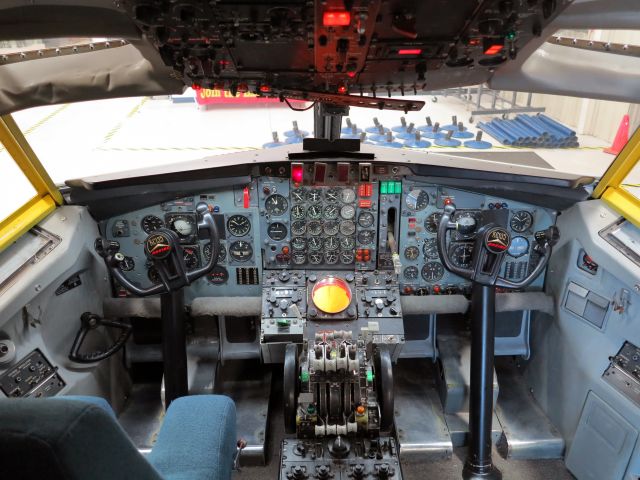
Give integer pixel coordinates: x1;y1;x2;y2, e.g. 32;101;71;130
534;226;560;247
94;238;120;258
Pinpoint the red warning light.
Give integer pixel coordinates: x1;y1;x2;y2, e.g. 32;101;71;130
259;85;271;93
291;163;304;185
191;83;201;90
337;85;348;94
398;49;422;55
323;11;351;26
484;44;504;55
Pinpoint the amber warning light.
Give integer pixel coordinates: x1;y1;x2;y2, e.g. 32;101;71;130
312;277;352;314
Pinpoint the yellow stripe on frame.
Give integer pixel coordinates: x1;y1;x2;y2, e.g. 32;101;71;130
0;195;56;253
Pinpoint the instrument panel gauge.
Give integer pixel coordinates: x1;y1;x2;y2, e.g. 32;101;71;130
308;252;323;264
307;204;322;219
358;212;375;228
450;243;474;268
307;221;322;236
265;194;288;216
292;252;306;265
340;204;356;220
455;211;478;235
510;211;533;233
405;189;429;211
508;236;530;258
291;237;306;250
325;188;339;203
340;188;356;203
141;215;164;234
308;237;323;250
229;240;253;262
227;215;251;237
307;189;322;203
203;242;226;263
167;214;196;239
183;246;200;270
357;230;375;245
120;256;135;271
423;238;439;259
404;246;420;260
291;221;306;236
403;266;419;280
324;236;339;251
267;222;288;241
325;251;339;264
425;212;443;233
340;236;355;250
207;266;229;285
421;262;445;282
323;205;339;220
291;205;305;220
339;220;356;236
340;250;355;264
291;188;306;203
323;221;339;236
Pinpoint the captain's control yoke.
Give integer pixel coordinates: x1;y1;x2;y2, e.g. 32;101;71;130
437;203;558;480
95;202;220;406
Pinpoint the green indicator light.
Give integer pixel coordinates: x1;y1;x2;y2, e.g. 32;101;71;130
380;181;389;194
366;371;374;383
307;404;316;414
277;318;290;327
394;181;402;194
300;371;309;382
506;31;516;41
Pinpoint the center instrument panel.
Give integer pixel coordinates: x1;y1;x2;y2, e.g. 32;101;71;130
104;162;555;301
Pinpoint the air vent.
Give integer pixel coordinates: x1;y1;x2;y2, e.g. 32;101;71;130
236;267;259;285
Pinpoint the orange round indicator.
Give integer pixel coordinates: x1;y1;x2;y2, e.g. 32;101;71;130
311;276;352;314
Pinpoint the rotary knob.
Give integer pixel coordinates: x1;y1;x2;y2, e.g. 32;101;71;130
279;271;291;282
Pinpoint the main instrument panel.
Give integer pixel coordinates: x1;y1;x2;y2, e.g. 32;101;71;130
104;162;555;300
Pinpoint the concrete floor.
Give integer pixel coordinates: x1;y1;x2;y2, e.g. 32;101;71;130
0;91;634;221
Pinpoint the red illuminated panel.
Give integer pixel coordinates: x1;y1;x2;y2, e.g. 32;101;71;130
358;183;373;198
337;162;350;182
484;44;504;55
291;163;304;185
314;162;327;184
359;199;372;209
398;49;422;55
323;11;351;26
243;186;250;208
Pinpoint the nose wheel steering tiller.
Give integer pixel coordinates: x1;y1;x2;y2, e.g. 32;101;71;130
437;203;558;480
94;202;220;406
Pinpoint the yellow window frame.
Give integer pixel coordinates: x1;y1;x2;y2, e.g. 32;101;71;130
592;125;640;228
0;114;63;253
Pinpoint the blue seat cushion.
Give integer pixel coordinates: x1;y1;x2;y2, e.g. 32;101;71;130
147;395;237;480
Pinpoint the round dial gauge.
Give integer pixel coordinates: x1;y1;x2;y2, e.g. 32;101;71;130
291;204;306;220
404;246;420;260
307;204;322;219
425;212;443;233
508;236;530;258
510;211;533;233
267;222;288;241
323;221;339;236
291;188;306;203
291;221;306;236
324;237;339;251
308;252;323;264
183;246;200;270
325;188;340;203
405;189;429;211
265;194;288;216
229;240;253;262
307;221;322;236
307;189;322;203
308;237;323;250
203;242;226;262
292;252;306;265
423;238;439;259
451;243;474;268
207;266;229;285
340;236;355;250
358;212;375;228
357;230;375;245
121;256;135;272
340;204;356;220
421;262;445;282
227;215;251;237
404;266;419;280
340;188;356;203
323;205;339;220
455;211;478;235
291;237;306;250
340;250;355;264
168;215;195;238
325;251;339;264
148;267;161;285
141;215;164;234
339;220;356;236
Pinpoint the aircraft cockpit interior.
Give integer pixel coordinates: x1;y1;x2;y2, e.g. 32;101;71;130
1;1;640;480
